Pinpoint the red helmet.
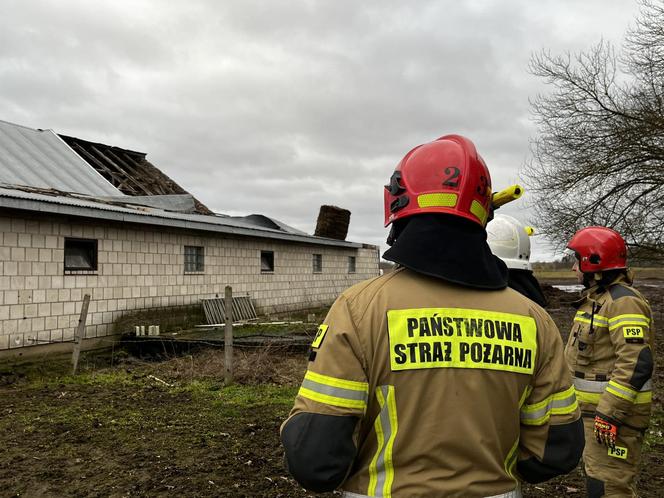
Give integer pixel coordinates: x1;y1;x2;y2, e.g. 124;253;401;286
567;226;628;273
384;134;492;227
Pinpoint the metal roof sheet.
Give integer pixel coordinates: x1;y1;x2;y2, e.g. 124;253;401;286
0;187;364;249
0;120;122;197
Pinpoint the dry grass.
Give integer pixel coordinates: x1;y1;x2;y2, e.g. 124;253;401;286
133;347;308;387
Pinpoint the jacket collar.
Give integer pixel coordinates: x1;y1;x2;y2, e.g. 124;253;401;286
576;270;633;305
382;214;508;290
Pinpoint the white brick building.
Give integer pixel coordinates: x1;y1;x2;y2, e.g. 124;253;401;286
0;120;380;355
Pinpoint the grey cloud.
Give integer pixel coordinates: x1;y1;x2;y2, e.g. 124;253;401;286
0;0;641;259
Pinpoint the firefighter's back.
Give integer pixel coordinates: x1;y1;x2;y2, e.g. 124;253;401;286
281;134;582;498
334;267;569;497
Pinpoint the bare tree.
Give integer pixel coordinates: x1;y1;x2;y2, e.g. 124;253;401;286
525;0;664;262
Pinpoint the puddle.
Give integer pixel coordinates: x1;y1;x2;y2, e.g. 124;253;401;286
552;284;584;293
553;282;663;292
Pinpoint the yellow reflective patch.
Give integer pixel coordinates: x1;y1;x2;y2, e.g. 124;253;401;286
608;445;628;459
470;200;488;225
623;326;644;338
417;192;458;208
387;308;537;374
311;324;329;349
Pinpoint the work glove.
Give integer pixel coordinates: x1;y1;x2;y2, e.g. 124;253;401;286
593;414;618;448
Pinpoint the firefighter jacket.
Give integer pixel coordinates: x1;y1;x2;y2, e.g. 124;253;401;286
564;273;654;430
282;267;583;498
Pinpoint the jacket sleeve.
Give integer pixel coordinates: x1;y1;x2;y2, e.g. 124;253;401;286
596;294;654;424
516;309;584;483
280;294;368;492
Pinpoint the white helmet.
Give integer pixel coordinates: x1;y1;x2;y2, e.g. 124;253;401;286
486;214;534;270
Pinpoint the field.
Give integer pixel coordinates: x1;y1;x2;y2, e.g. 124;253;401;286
0;273;662;497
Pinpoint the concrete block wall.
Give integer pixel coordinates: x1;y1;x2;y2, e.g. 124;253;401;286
0;213;380;350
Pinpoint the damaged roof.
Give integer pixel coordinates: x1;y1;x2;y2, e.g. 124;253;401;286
0;119;123;197
58;134;213;214
0;119;370;248
0;186;362;248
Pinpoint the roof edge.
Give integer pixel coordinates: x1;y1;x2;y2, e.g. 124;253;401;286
0;194;365;249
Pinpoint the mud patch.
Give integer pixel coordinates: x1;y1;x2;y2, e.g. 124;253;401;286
0;280;662;497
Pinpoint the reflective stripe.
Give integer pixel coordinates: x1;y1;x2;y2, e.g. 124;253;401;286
505;387;530;479
573;378;652;404
486;489;522;498
574;311;608;327
417;192;458;208
520;385;578;425
368;385;398;497
504;436;520;481
606;380;643;403
574;378;652;392
299;371;368;410
344;487;521;498
608;314;650;331
470;200;488;225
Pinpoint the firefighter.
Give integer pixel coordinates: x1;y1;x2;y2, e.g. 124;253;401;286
487;214;547;307
565;227;654;498
281;134;583;497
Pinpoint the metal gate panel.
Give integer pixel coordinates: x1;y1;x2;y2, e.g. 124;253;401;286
201;295;257;324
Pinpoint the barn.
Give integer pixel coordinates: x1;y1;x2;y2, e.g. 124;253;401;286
0;119;380;356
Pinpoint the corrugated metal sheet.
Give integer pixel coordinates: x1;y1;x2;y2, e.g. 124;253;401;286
0;187;364;249
0;120;122;197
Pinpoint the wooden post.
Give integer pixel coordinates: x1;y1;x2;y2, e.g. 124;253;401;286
224;285;234;385
72;294;91;375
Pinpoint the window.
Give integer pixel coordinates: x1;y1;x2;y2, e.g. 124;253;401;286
348;256;356;273
64;238;97;271
184;245;204;272
313;253;322;273
261;250;274;272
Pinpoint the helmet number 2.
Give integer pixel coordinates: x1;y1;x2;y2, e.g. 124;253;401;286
442;167;460;187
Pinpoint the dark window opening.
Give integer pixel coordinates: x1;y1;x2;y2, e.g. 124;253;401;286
313;253;322;273
261;250;274;272
184;245;204;272
348;256;356;273
64;238;98;271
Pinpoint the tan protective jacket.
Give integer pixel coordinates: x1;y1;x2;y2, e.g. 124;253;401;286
564;273;654;429
284;267;580;497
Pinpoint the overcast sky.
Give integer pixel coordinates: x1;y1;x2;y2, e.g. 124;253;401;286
0;0;642;260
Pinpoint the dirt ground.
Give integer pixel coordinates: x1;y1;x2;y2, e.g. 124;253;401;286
0;277;663;497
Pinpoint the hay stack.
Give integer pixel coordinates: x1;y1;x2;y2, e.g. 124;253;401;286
314;205;351;240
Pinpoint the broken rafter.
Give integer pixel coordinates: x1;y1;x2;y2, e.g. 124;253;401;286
104;148;155;193
89;145;147;195
120;153;171;196
70;142;140;195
